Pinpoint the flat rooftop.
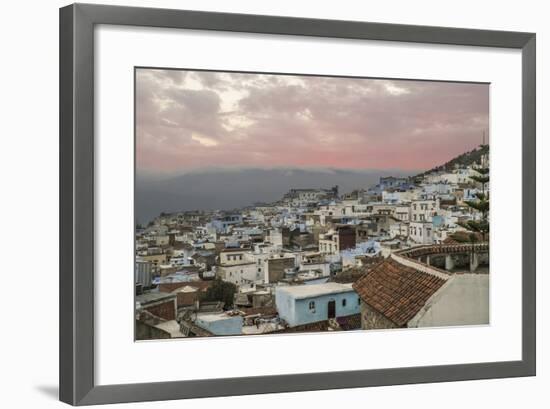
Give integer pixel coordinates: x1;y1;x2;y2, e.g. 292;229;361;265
196;313;241;323
277;282;355;300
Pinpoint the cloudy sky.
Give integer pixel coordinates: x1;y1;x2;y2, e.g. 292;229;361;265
136;69;489;175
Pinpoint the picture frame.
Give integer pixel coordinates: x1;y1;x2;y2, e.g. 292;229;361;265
59;3;536;406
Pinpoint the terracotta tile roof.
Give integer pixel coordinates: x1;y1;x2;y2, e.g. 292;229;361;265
397;243;488;260
353;259;447;326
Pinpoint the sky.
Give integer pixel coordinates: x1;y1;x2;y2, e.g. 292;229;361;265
136;68;489;175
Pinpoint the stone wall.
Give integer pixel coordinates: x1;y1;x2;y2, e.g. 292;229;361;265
360;302;399;330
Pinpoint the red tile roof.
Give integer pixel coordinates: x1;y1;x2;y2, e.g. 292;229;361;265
396;242;488;259
353;259;447;326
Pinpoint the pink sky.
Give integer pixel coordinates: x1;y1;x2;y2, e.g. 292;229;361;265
136;69;489;174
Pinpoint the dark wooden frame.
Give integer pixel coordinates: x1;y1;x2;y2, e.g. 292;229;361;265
60;3;536;405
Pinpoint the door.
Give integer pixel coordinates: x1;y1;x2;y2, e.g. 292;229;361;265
328;300;336;319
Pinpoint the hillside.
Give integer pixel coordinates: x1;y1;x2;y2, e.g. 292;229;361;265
415;144;489;179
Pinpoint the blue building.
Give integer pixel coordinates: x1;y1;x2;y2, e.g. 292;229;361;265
209;214;243;233
275;283;360;327
340;241;381;269
379;176;412;190
368;176;414;195
194;313;243;336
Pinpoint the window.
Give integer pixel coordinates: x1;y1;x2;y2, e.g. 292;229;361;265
358;297;361;305
342;299;347;307
308;301;315;311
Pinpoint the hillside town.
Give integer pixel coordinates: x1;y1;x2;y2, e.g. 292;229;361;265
135;145;490;339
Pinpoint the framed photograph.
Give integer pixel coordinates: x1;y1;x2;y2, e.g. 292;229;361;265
59;3;536;406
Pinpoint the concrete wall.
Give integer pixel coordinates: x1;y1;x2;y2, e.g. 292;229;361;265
276;289;360;327
410;274;489;328
267;257;295;283
218;263;257;286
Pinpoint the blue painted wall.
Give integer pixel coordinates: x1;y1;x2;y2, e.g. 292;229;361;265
276;287;360;327
195;315;243;336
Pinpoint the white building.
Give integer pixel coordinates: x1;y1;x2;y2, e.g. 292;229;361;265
135;257;153;288
409;221;434;244
217;249;257;286
389;221;409;238
393;204;411;222
267;229;283;247
382;190;414;203
410;198;440;223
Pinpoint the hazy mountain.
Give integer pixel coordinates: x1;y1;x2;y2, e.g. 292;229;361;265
136;167;415;224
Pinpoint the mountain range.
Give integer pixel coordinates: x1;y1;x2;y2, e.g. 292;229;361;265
135;167;414;224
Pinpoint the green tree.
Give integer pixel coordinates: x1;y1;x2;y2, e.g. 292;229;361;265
201;278;237;309
458;149;489;242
